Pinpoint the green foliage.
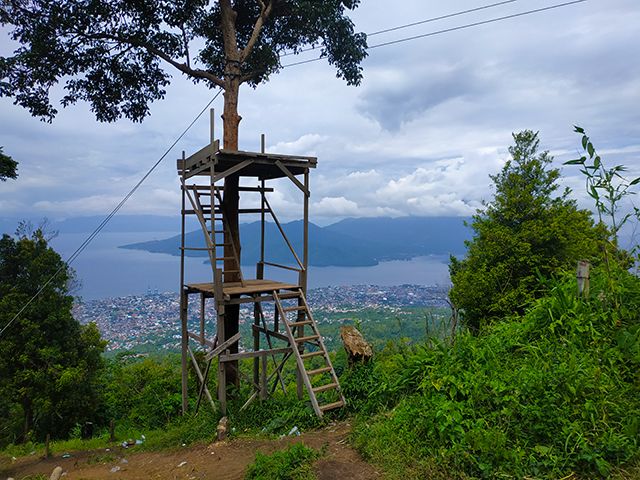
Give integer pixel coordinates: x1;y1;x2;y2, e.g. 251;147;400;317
450;130;604;331
351;267;640;479
0;1;367;122
0;227;106;446
0;146;17;181
245;443;320;480
101;354;184;430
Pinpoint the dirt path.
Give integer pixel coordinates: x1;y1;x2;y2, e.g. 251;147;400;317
2;421;380;480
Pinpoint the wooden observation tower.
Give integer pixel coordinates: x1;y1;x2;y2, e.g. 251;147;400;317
177;113;345;417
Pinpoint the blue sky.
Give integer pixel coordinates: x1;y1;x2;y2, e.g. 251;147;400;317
1;0;638;225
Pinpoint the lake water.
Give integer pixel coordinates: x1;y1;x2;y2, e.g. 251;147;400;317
50;232;451;300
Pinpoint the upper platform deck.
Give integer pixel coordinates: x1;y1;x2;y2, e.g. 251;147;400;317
177;142;317;180
185;279;299;301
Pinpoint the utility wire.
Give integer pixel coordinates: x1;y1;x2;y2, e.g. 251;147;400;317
281;0;587;68
280;0;523;58
0;89;222;338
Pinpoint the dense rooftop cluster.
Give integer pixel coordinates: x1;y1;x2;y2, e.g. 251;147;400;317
73;284;449;352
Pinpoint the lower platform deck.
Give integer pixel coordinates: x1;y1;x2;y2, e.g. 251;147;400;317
185;279;299;300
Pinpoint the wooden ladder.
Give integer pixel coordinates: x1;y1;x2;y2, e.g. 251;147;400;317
273;288;345;417
189;186;244;286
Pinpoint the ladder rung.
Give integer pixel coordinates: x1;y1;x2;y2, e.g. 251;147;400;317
283;306;306;312
300;350;324;359
307;366;331;376
319;400;344;412
295;335;319;343
214;257;234;261
313;383;338;393
289;320;312;327
223;269;240;274
277;292;301;300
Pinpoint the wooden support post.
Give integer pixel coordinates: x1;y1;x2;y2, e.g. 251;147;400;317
180;290;189;414
577;260;590;298
200;293;206;345
297;169;310;400
253;300;260;394
109;419;115;442
180;150;189;415
45;433;50;459
260;354;268;400
216;299;227;415
210;108;215;146
261;133;266;154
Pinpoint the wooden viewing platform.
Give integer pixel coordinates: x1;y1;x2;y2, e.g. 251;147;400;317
177;114;345;418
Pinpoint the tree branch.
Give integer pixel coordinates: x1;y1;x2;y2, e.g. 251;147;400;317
240;0;273;62
76;31;225;88
181;23;191;69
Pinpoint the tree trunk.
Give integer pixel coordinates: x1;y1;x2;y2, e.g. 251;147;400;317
221;74;242;389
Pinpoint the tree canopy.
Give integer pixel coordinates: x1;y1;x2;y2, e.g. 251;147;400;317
449;131;604;331
0;0;367;126
0;226;105;445
0;146;18;181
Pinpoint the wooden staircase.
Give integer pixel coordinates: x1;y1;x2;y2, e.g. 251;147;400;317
274;288;345;417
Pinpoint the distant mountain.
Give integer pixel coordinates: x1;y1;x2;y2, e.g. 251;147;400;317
121;217;472;267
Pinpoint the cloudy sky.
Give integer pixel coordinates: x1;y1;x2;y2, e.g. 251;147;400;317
1;0;639;226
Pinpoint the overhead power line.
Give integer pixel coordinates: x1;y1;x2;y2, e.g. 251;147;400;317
0;89;222;338
281;0;587;69
280;0;524;58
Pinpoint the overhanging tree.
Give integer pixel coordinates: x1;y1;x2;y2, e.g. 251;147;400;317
0;226;105;445
1;0;367;387
449;131;604;331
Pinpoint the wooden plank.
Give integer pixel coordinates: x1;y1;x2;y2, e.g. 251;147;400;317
218;148;317;164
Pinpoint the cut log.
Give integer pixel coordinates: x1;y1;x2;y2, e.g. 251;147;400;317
340;326;373;364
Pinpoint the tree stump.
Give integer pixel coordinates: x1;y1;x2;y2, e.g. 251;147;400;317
340;326;373;365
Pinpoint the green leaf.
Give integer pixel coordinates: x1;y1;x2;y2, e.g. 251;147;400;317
564;158;585;165
574;125;585;134
593;156;601;169
587;142;595;158
629;177;640;186
582;135;588;149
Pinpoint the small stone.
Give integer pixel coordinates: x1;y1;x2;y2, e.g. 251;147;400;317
177;461;187;468
49;466;63;480
216;416;228;441
110;466;121;473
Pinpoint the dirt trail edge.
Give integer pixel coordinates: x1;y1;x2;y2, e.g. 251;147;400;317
3;421;380;480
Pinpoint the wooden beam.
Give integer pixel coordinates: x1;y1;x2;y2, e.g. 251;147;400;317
219;347;293;362
205;332;242;361
252;324;289;342
275;160;309;196
188;347;216;412
188;331;216;349
212;159;253;183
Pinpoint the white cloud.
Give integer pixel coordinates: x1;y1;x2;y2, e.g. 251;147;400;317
0;0;638;226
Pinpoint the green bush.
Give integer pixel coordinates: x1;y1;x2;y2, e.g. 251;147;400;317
245;443;319;480
350;267;640;479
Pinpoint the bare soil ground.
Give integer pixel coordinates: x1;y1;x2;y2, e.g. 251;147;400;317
2;421;380;480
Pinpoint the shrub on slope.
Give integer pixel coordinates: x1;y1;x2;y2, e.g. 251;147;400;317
348;268;640;479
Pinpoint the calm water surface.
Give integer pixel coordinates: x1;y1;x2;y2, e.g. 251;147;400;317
51;232;451;300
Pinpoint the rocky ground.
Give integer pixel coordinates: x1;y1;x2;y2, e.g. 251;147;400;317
2;422;379;480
